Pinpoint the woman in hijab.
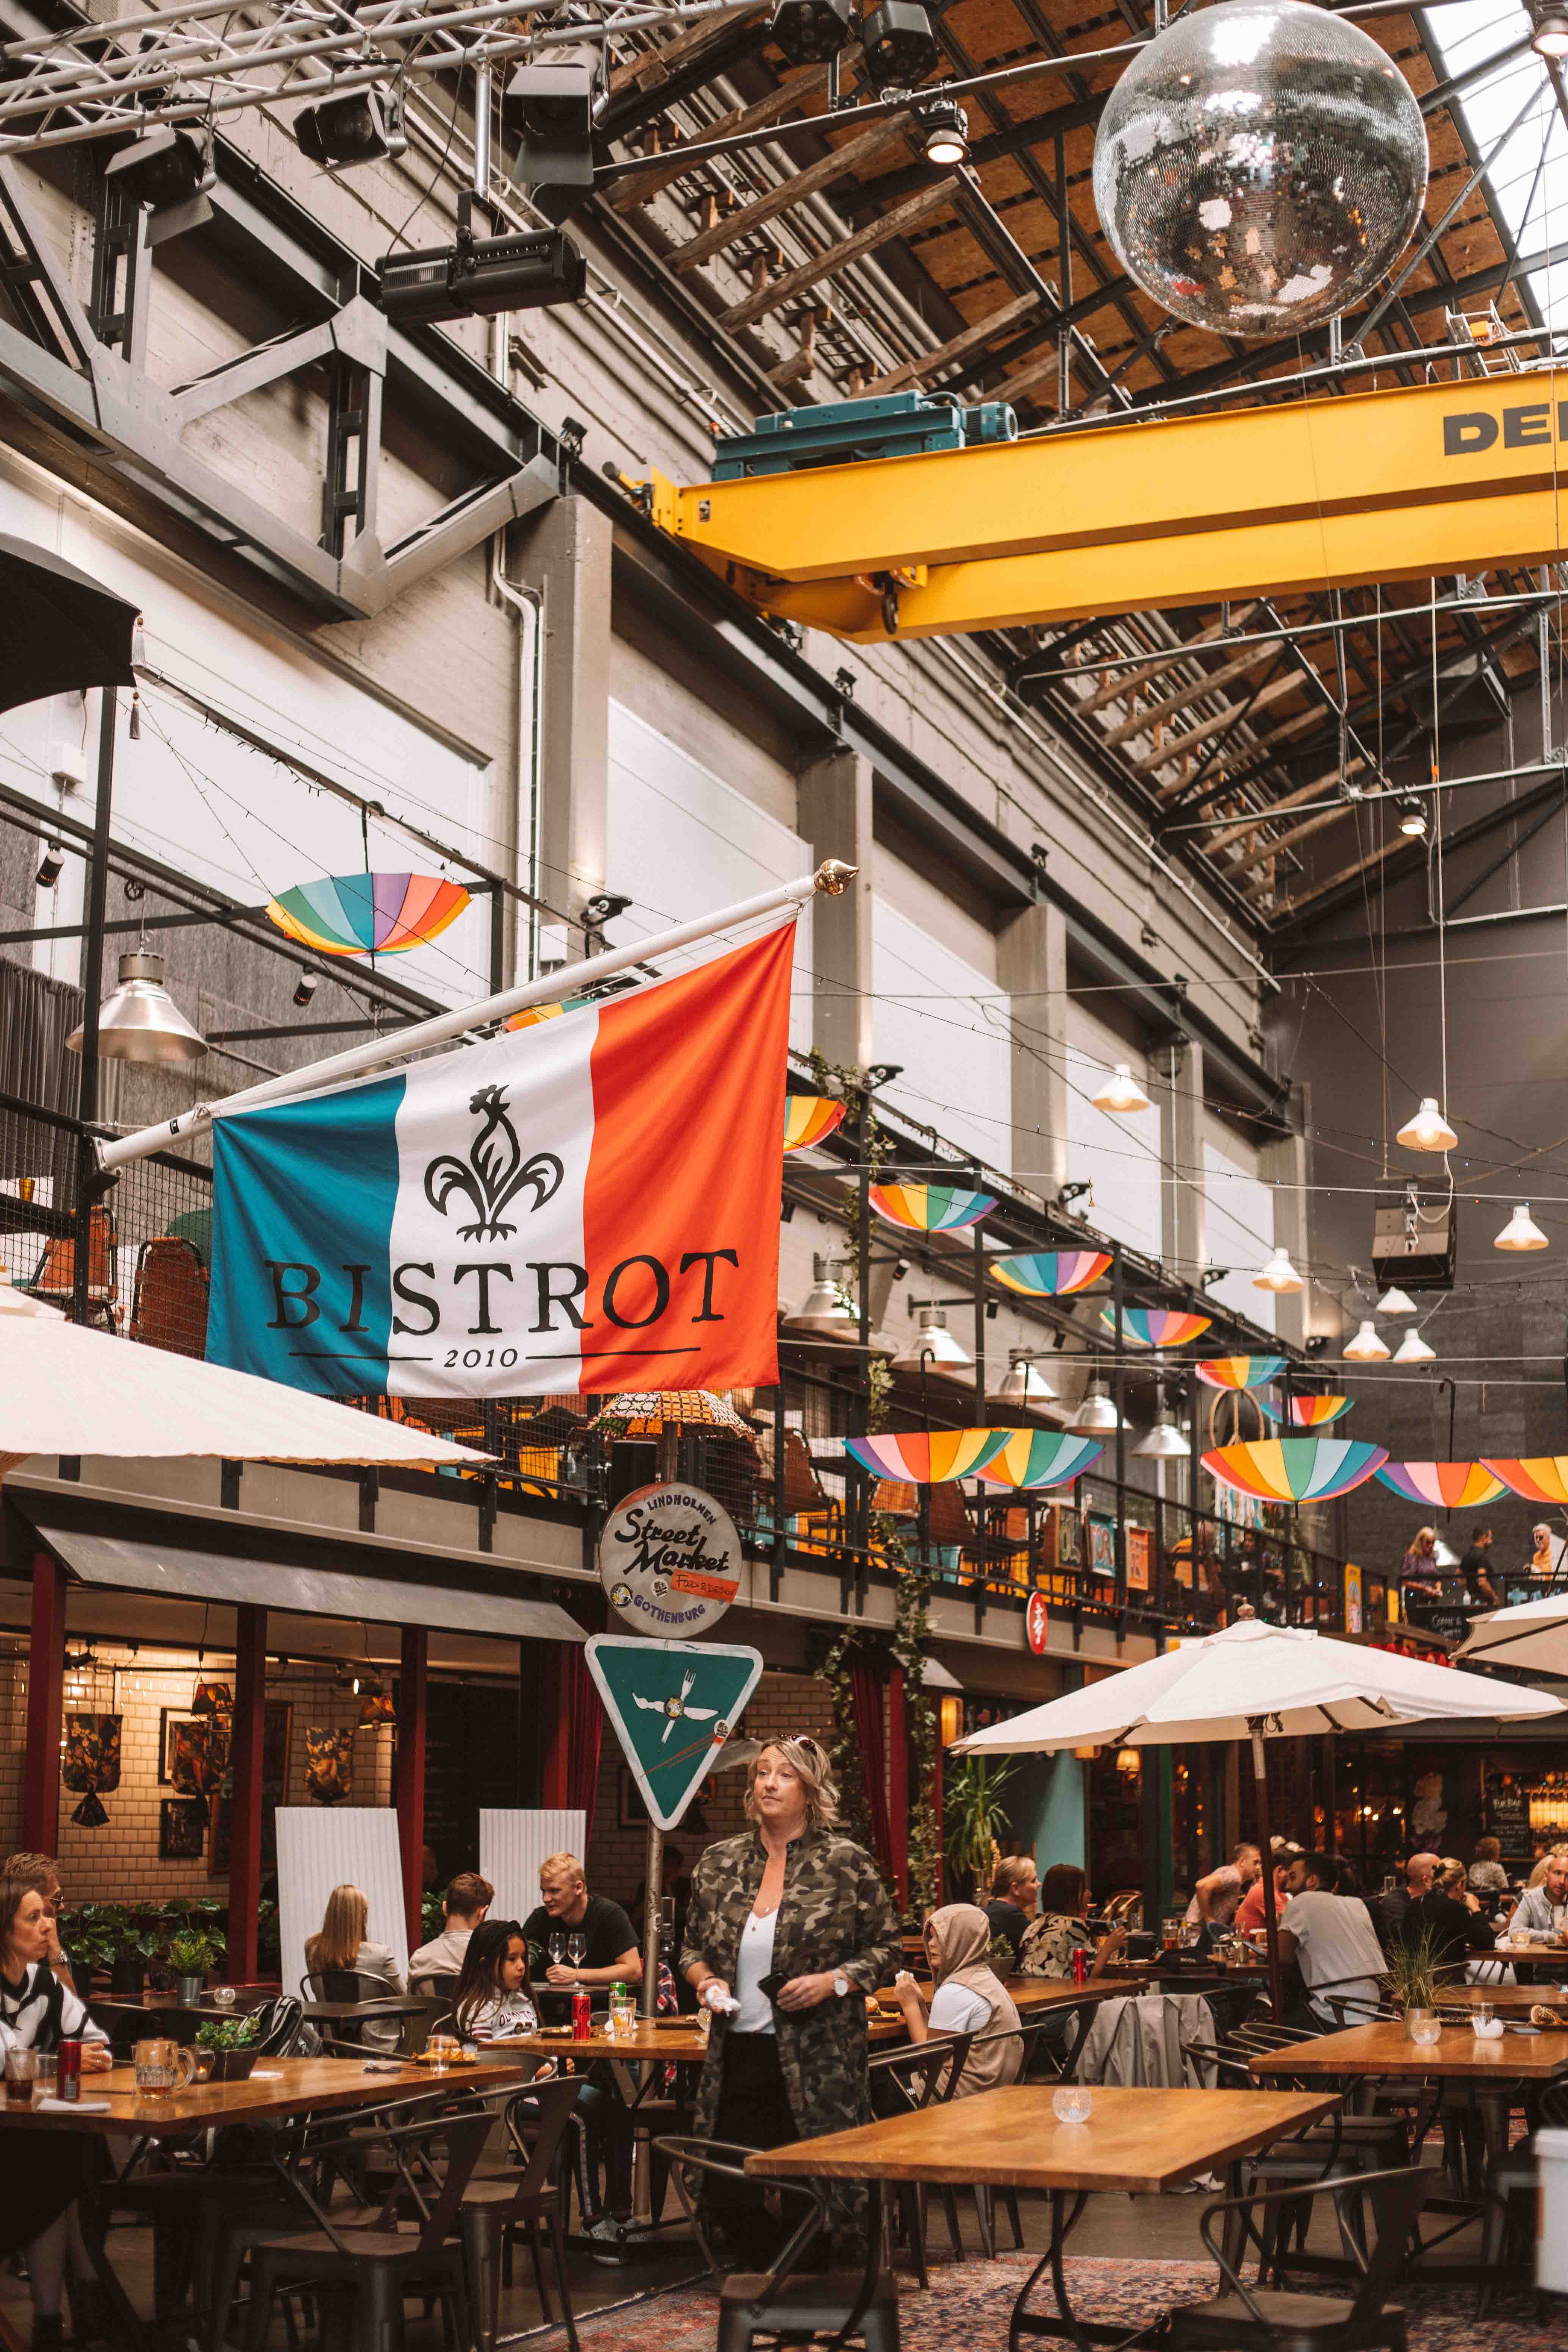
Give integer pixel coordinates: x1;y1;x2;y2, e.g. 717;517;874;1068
892;1903;1024;2096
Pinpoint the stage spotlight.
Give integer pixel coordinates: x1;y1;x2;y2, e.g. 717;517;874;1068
294;86;406;167
860;1;940;86
293;970;319;1009
102;124;215;246
919;95;969;165
769;0;853;64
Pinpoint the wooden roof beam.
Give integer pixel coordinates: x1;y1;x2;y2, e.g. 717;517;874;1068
672;114;913;274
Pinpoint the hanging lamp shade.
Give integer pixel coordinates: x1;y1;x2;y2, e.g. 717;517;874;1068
1376;1461;1506;1510
1286;1394;1353;1429
1479;1458;1568;1505
1495;1203;1548;1252
266;872;470;956
1374;1287;1418;1316
1396;1096;1458;1152
790;1255;858;1337
845;1429;1009;1483
1100;1308;1212;1348
66;950;207;1064
1253;1247;1305;1294
1196;1356;1288;1391
783;1095;846;1153
991;1249;1111;1298
1342;1320;1390;1361
1070;1380;1123;1433
1091;1062;1152;1114
1391;1326;1436;1363
1135;1411;1191;1460
988;1352;1058;1407
869;1182;997;1233
890;1306;972;1374
977;1430;1105;1488
1203;1436;1388;1503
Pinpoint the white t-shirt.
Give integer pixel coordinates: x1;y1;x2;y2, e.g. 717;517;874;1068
928;1980;991;2038
1281;1891;1385;2022
732;1909;779;2035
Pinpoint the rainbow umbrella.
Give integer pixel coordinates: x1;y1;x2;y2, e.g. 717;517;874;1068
266;872;469;956
1100;1308;1212;1348
1203;1437;1388;1504
1376;1462;1507;1510
1197;1357;1288;1391
1480;1458;1568;1505
869;1183;997;1233
1285;1395;1354;1429
991;1250;1111;1298
784;1096;846;1153
976;1432;1105;1489
845;1430;1010;1483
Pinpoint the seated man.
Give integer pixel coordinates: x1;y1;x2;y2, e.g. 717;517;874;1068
1184;1842;1261;1928
1277;1851;1386;2024
1235;1844;1300;1936
1375;1850;1436;1948
408;1870;493;1984
521;1852;642;2243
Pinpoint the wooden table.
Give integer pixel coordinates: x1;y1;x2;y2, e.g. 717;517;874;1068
1443;1980;1568;2012
1247;2018;1568;2083
748;2083;1338;2351
1494;1941;1568;1977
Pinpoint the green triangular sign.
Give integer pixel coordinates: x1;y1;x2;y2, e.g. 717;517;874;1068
585;1635;762;1831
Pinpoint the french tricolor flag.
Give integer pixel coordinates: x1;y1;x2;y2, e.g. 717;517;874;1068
207;925;794;1398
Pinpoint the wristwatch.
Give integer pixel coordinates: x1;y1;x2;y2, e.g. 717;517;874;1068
832;1972;850;1998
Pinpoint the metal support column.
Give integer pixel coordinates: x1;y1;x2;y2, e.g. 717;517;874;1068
72;690;116;1326
397;1625;429;1956
227;1604;267;1984
22;1551;66;1853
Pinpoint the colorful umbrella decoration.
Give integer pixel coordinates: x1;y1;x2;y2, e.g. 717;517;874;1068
845;1430;1010;1483
976;1431;1105;1489
1285;1395;1354;1429
783;1095;847;1153
1196;1357;1288;1391
1100;1308;1212;1348
266;872;470;956
1480;1458;1568;1505
869;1182;997;1233
991;1250;1111;1298
1203;1437;1388;1503
1376;1462;1507;1510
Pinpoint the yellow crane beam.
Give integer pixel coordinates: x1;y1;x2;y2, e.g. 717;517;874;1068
642;370;1568;644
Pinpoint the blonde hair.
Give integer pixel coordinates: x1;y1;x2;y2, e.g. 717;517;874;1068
745;1737;840;1833
1436;1858;1467;1892
539;1851;585;1887
306;1883;369;1972
1414;1527;1435;1547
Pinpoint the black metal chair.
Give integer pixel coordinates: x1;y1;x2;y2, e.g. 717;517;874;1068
452;2077;582;2352
301;1968;412;2054
867;2036;968;2285
657;2137;900;2352
1168;2165;1427;2352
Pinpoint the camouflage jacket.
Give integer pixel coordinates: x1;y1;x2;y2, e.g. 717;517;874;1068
681;1825;901;2163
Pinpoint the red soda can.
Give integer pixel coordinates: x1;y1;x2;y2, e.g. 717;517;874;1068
1071;1949;1088;1987
56;2039;82;2101
571;1990;592;2042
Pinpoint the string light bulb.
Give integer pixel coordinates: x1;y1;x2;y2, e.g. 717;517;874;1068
1342;1320;1390;1361
1395;1097;1457;1152
1494;1203;1548;1252
1091;1062;1152;1115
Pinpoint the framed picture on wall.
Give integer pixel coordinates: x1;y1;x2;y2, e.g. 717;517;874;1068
618;1765;647;1831
1086;1512;1116;1579
207;1706;292;1876
160;1708;230;1789
1056;1509;1083;1569
1125;1528;1152;1593
160;1800;205;1862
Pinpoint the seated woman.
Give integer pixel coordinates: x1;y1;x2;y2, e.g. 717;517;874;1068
452;1920;540;2042
304;1883;406;2050
891;1904;1023;2096
0;1874;114;2349
1018;1864;1128;1981
1410;1857;1501;1973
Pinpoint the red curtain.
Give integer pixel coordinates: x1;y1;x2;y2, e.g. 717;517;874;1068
543;1641;604;1844
848;1659;892;1877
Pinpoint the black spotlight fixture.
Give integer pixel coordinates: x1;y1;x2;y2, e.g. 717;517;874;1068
35;843;63;889
1528;0;1568;56
768;0;853;65
505;56;598;213
917;94;968;165
294;85;406;167
379;191;588;324
1397;793;1428;839
860;0;940;87
102;123;215;246
293;969;319;1009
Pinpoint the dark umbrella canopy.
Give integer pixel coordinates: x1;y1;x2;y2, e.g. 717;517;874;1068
0;535;139;715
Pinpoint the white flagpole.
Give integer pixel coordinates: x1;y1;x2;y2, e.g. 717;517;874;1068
99;859;856;1173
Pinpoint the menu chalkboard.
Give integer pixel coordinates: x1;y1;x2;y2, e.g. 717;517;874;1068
1485;1774;1530;1851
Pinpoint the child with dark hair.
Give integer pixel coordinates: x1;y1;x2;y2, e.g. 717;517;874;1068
452;1920;538;2041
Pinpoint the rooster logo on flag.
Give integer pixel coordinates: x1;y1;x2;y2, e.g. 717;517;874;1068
423;1085;563;1241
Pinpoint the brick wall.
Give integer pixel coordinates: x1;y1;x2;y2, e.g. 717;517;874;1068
0;1641;393;1903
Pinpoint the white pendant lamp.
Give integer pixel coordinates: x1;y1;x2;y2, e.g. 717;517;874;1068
988;1350;1058;1407
890;1305;972;1375
1091;1062;1152;1115
1070;1379;1123;1433
1343;1319;1391;1362
790;1255;859;1338
1396;1096;1457;1152
66;950;208;1065
1391;1325;1436;1363
1135;1408;1190;1459
1252;1247;1305;1294
1494;1203;1548;1252
1374;1286;1417;1316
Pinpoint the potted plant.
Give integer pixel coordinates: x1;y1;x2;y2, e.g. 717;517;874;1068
1385;1924;1442;2039
943;1755;1016;1902
195;2013;260;2082
166;1928;219;2008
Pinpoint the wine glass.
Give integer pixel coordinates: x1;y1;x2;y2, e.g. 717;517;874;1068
548;1933;566;1971
567;1933;587;1974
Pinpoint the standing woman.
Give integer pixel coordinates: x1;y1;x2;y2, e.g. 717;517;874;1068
681;1736;900;2261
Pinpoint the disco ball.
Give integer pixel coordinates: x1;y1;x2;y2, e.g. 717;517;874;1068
1092;0;1428;339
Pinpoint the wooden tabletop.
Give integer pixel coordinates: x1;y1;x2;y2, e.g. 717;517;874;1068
1250;2020;1568;2081
1443;1981;1568;2011
0;2053;522;2136
1496;1944;1568;1969
301;1997;438;2021
746;2084;1340;2194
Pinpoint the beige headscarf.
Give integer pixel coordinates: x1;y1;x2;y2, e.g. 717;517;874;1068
926;1903;1023;2097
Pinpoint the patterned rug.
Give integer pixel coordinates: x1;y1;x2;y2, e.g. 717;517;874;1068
563;2252;1560;2351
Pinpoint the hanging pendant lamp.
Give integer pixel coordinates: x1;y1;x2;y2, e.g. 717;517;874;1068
790;1255;858;1337
1374;1286;1417;1316
1342;1320;1390;1362
890;1306;973;1374
1391;1326;1436;1363
1070;1380;1122;1433
987;1351;1058;1407
1090;1062;1152;1114
1494;1203;1548;1252
67;950;208;1065
1396;1097;1457;1152
1136;1409;1191;1459
1252;1247;1305;1294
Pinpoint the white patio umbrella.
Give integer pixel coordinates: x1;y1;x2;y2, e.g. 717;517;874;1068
0;1270;489;1474
1454;1596;1568;1678
953;1608;1561;2011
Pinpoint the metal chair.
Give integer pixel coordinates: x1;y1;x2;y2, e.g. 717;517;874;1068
867;2036;968;2285
1168;2164;1427;2351
453;2077;582;2352
657;2137;899;2352
302;1968;412;2055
